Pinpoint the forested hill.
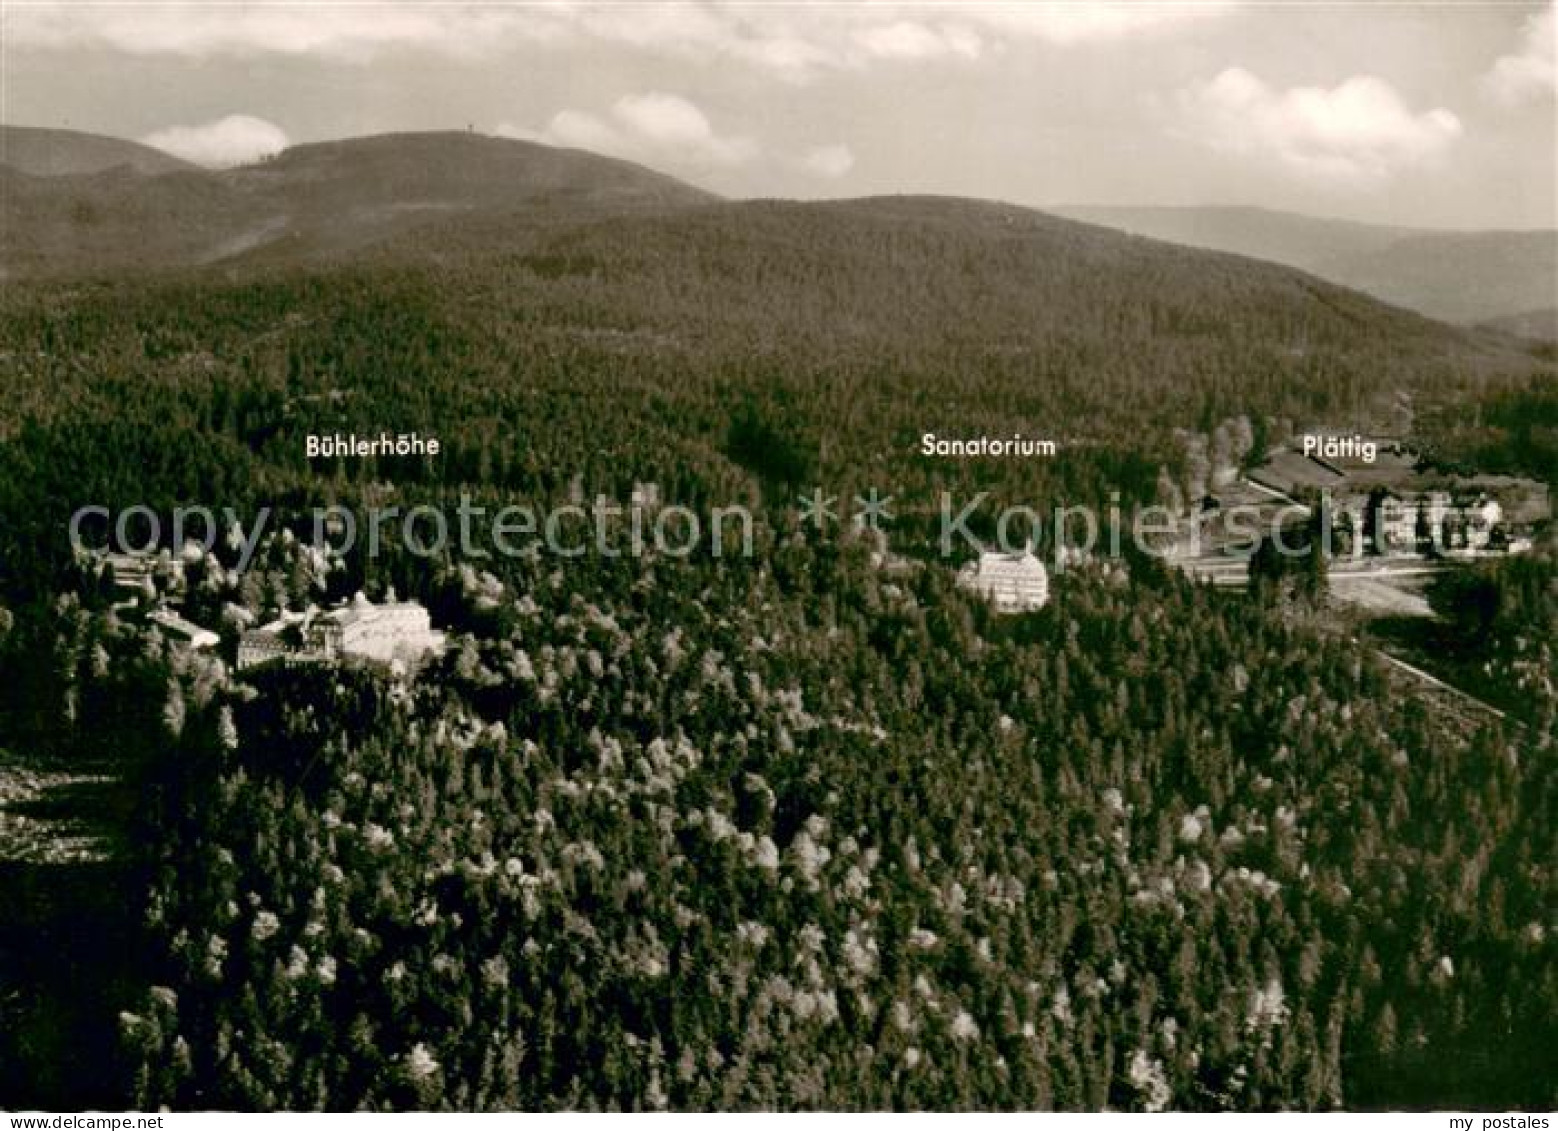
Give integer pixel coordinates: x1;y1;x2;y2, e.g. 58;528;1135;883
1;134;1555;1113
1;184;1547;529
1;185;1549;611
3;190;1544;487
362;193;1540;439
0;130;715;278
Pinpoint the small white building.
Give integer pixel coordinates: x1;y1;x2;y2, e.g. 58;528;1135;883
958;550;1050;613
148;608;220;650
103;552;156;593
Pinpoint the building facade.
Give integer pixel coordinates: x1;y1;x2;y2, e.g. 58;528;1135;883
958;551;1050;613
237;595;445;671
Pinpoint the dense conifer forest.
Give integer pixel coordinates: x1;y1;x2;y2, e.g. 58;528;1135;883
0;158;1553;1109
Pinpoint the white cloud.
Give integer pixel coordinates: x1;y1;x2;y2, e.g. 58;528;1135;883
801;144;856;179
1170;67;1463;184
498;92;756;168
613;92;719;147
9;2;1233;81
533;109;621;154
1484;6;1555;108
9;4;549;62
141;114;288;168
974;4;1233;47
851;21;982;62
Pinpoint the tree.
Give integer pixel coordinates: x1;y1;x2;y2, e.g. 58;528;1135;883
1426;568;1503;646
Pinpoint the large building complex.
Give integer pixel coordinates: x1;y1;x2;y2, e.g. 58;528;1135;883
237;594;446;672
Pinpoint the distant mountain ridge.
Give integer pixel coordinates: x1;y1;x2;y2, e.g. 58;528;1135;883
1054;205;1413;269
0;125;195;176
1054;204;1557;330
3;126;1553;349
0;129;716;277
1478;307;1558;342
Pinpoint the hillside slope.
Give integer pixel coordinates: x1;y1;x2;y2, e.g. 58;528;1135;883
1054;205;1556;326
0;125;194;176
1321;230;1558;325
1053;205;1410;270
1478;307;1558;342
2;192;1542;533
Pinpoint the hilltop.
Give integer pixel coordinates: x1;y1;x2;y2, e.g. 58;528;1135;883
0;125;195;177
0;129;715;278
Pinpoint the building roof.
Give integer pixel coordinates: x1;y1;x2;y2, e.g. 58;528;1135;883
1249;450;1345;493
325;592;429;628
148;608;219;648
103;552;157;588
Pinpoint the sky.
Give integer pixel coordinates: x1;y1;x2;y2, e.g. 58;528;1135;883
2;1;1554;229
